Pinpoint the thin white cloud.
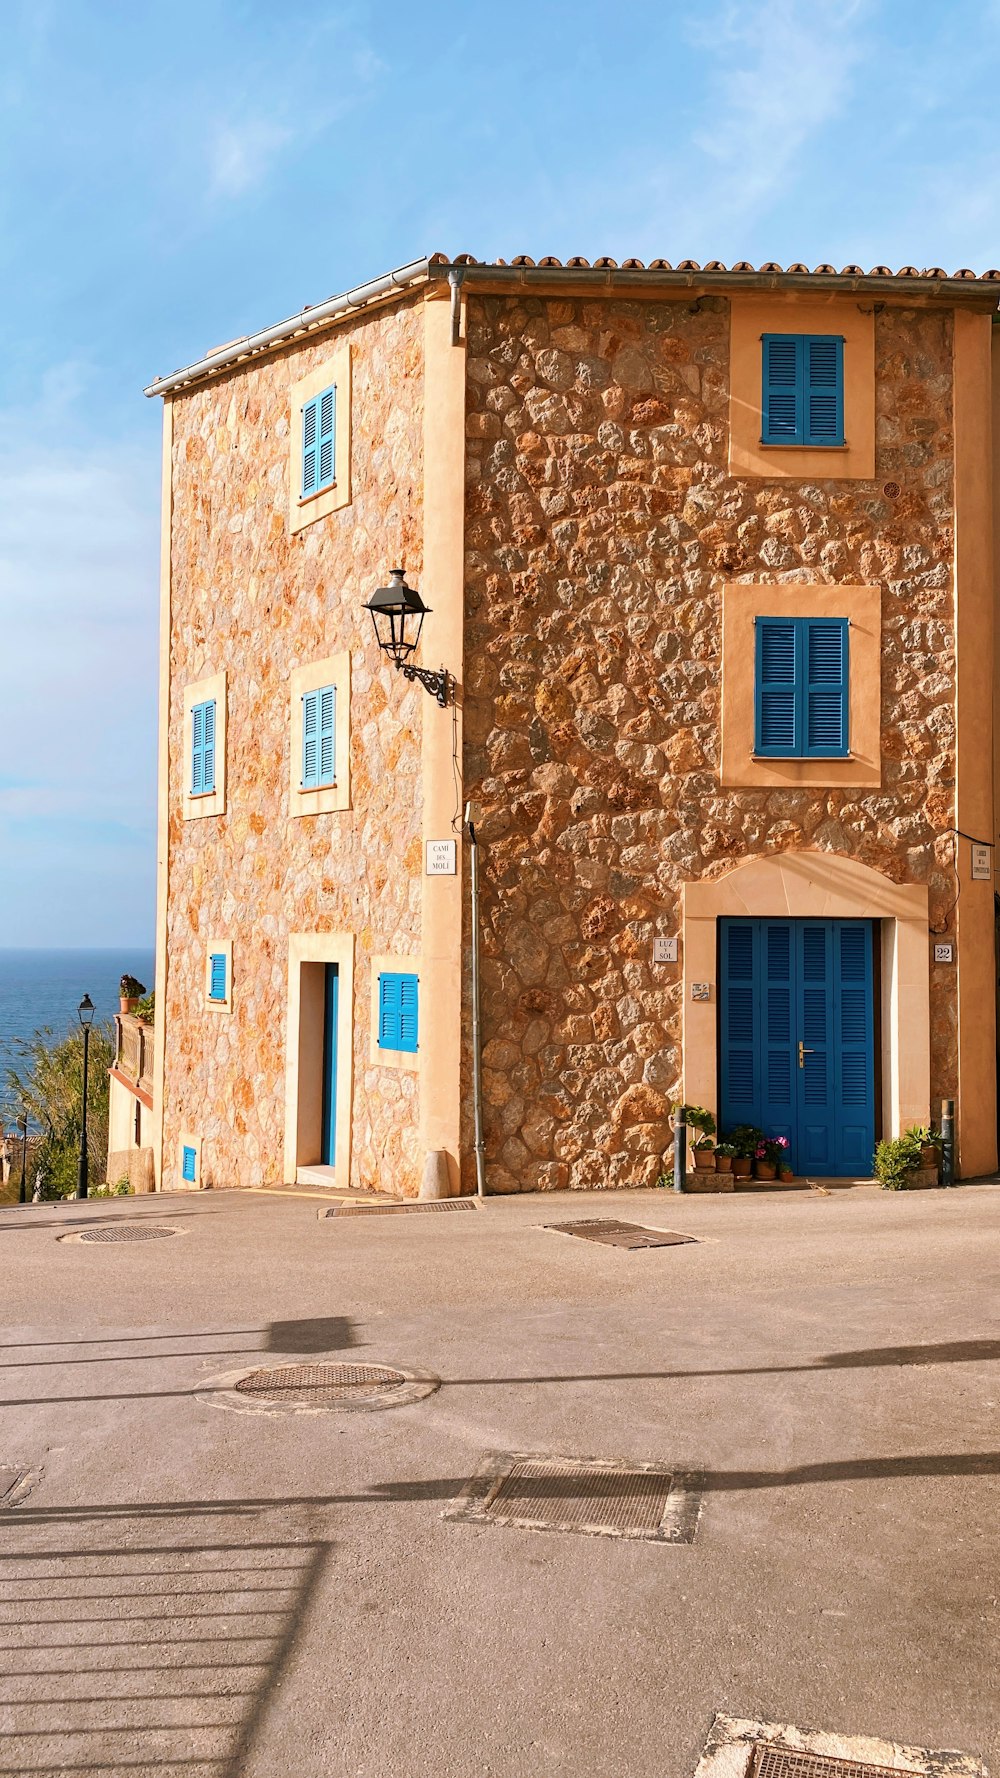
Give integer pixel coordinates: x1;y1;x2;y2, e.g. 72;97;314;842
207;116;294;200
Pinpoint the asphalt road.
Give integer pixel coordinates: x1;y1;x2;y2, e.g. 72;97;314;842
0;1183;997;1777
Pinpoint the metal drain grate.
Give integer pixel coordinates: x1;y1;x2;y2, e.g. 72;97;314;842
331;1199;477;1216
445;1451;703;1542
753;1751;914;1778
234;1363;408;1404
78;1225;179;1243
546;1219;696;1249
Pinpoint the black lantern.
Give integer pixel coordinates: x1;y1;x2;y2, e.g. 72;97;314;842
363;570;451;707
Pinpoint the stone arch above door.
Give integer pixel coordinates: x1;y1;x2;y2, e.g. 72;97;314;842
682;850;930;1147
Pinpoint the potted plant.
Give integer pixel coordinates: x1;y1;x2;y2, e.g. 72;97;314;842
119;974;146;1014
906;1124;941;1172
671;1105;717;1170
753;1138;778;1181
714;1142;736;1175
874;1134;921;1190
726;1125;762;1178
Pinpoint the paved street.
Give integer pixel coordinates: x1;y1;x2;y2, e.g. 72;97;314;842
0;1184;998;1777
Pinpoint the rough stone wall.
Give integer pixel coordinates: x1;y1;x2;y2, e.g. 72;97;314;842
165;295;425;1194
462;293;957;1191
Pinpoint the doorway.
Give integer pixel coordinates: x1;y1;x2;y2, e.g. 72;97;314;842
321;964;339;1166
719;917;876;1176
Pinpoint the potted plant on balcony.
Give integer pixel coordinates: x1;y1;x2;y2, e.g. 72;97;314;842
119;974;146;1015
727;1126;762;1179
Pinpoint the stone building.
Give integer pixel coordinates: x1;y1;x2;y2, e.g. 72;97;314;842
145;253;1000;1196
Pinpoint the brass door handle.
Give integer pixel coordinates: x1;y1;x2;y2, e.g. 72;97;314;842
798;1041;815;1068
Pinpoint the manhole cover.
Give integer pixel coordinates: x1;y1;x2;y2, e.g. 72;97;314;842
213;1361;440;1413
754;1754;906;1778
331;1200;477;1216
77;1225;179;1243
546;1219;696;1249
445;1451;703;1542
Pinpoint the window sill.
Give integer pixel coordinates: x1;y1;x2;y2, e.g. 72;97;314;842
189;788;217;799
298;484;337;506
751;752;852;761
299;780;338;792
757;442;848;452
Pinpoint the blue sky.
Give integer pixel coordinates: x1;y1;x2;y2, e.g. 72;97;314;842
1;0;999;945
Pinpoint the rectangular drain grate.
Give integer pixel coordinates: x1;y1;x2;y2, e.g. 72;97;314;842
444;1451;703;1543
753;1753;911;1778
546;1219;696;1249
330;1199;477;1217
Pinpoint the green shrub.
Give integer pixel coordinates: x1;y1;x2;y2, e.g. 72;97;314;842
873;1132;923;1189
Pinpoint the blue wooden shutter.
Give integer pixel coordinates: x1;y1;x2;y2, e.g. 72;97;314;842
378;972;418;1052
804;336;844;445
804;618;849;755
755;619;799;755
191;699;216;794
301;385;336;497
302;685;336;787
761;335;801;443
182;1145;196;1183
209;953;227;1001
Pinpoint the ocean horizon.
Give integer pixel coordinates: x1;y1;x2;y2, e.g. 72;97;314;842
0;947;155;1117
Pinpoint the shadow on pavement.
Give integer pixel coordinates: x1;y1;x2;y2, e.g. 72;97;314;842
0;1534;330;1777
1;1318;359;1370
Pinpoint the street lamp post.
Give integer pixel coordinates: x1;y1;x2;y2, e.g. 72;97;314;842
76;994;95;1200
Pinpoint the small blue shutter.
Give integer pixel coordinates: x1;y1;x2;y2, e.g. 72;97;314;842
755;620;798;754
191;699;216;795
804;336;844;445
209;953;227;1001
301;385;336;497
302;685;336;788
378;972;418;1053
762;335;844;446
182;1145;196;1183
762;335;801;443
804;618;849;756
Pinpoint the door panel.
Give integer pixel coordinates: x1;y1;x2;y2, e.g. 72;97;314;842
321;964;339;1168
720;918;875;1176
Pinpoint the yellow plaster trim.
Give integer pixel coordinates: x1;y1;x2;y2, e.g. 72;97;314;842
152;400;173;1190
204;938;233;1014
282;931;354;1190
953;309;997;1176
288;344;352;535
177;1132;202;1191
682;850;930;1142
288;652;351;815
182;670;227;821
729;295;875;480
419;291;467;1193
720;582;881;788
370;953;421;1072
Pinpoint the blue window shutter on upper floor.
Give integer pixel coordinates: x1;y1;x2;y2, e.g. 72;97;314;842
301;385;336;498
755;616;849;758
209;953;227;1001
191;699;216;795
378;972;419;1053
182;1145;196;1182
761;335;844;446
804;618;849;755
755;619;798;754
301;685;336;788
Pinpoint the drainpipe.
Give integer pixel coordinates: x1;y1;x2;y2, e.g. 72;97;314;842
466;802;487;1197
449;268;465;347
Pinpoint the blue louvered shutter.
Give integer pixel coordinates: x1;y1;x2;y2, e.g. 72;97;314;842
804;336;844;445
182;1145;196;1183
755;619;799;755
209;953;227;1001
191;699;216;794
804;618;849;755
378;972;418;1053
762;335;801;443
301;685;336;787
301;385;336;497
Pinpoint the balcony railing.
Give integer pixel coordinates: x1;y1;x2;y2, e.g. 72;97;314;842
114;1013;154;1098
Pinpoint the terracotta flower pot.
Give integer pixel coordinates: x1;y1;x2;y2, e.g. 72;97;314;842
120;996;138;1014
920;1144;940;1169
753;1161;777;1180
779;1167;795;1182
692;1149;716;1171
715;1154;733;1173
732;1156;752;1177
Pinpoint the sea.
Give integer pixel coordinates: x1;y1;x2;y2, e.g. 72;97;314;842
0;947;156;1105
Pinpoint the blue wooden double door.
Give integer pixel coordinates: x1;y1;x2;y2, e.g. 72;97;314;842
719;918;876;1176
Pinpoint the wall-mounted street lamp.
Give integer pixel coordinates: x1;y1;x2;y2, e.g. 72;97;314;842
363;569;452;708
76;993;95;1201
